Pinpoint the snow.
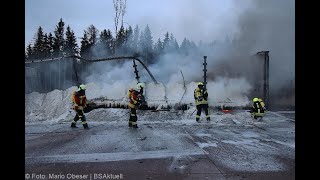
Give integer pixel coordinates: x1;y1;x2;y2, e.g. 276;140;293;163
25;82;294;173
25;82;251;122
25;87;76;123
195;142;218;148
27;149;205;164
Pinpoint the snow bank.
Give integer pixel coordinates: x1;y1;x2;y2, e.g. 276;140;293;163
26;80;251;122
25;86;77;123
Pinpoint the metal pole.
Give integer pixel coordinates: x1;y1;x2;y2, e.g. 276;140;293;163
133;60;140;83
59;57;61;90
256;51;270;109
265;51;270;109
203;56;207;90
263;52;266;107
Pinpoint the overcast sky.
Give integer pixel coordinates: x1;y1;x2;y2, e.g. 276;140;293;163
25;0;252;46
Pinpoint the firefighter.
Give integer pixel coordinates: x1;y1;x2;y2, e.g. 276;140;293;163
136;82;147;109
128;87;141;128
128;87;134;99
194;82;210;122
250;97;266;119
71;84;89;129
258;98;266;111
137;82;144;95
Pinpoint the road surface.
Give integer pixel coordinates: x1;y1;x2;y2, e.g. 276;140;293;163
25;109;295;180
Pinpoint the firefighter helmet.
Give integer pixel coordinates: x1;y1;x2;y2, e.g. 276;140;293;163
253;97;259;102
78;84;86;91
198;82;204;86
137;82;144;90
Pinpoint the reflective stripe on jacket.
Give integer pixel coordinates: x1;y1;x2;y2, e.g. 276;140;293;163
252;101;265;114
194;87;208;105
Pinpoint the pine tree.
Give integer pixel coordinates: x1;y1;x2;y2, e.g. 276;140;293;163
135;25;156;63
170;33;179;52
132;25;140;53
52;18;65;58
96;29;114;57
80;30;90;58
162;32;170;54
179;37;198;55
26;43;34;60
125;26;133;55
65;25;79;56
42;33;49;58
64;25;79;89
47;33;54;57
190;41;198;51
154;38;163;56
98;29;109;57
87;24;99;45
115;25;126;55
42;33;54;58
141;25;154;63
33;26;45;59
105;29;114;55
180;37;190;55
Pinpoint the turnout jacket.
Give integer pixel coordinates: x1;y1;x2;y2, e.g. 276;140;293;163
194;87;208;105
72;90;87;110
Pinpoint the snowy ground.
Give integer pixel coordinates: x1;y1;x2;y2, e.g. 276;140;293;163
25;108;295;179
25;83;294;179
25;82;251;123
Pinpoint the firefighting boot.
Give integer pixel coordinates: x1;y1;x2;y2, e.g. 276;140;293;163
196;115;200;123
71;121;77;128
83;122;89;129
132;121;138;128
133;124;138;128
206;115;211;121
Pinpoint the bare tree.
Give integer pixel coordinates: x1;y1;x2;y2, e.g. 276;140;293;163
113;0;120;38
121;0;127;27
113;0;127;38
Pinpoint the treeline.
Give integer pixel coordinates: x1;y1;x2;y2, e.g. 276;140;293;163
25;18;203;65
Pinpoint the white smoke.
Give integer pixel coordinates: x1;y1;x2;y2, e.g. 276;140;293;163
45;0;294;107
232;0;295;93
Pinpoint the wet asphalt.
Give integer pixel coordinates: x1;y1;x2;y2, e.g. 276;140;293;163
25;110;295;180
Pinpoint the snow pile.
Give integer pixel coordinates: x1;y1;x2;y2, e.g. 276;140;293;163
25;80;251;122
25;87;77;123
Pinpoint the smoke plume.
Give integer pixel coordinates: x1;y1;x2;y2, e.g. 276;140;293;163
81;0;294;108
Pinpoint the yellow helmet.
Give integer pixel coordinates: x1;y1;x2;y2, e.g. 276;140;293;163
198;82;203;86
137;82;144;90
253;97;259;102
78;84;86;91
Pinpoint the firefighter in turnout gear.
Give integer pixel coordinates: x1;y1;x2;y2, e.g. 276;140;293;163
250;97;266;119
137;82;144;95
71;84;89;129
194;82;210;122
128;87;142;128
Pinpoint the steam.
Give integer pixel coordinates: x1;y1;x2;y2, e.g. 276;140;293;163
232;0;295;93
25;0;294;108
81;0;294;106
